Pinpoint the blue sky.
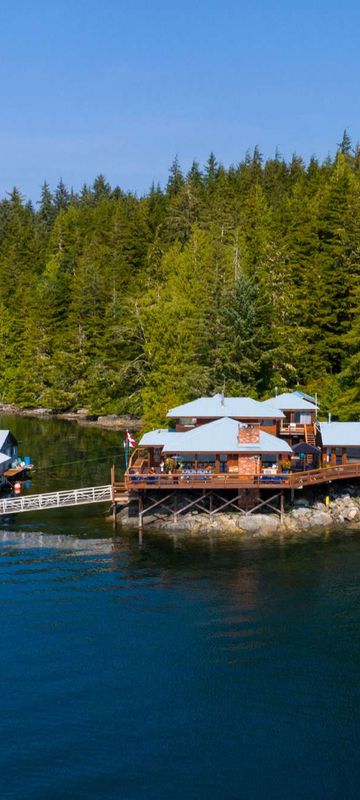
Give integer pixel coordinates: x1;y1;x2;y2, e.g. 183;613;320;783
1;0;360;200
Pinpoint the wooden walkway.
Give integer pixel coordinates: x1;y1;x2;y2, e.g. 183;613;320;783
0;485;112;516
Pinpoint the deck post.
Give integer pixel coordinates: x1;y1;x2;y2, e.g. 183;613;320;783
111;464;115;501
291;488;295;504
138;493;143;529
280;491;285;522
173;491;178;522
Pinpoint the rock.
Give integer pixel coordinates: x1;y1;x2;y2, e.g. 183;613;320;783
312;501;327;511
290;507;311;519
342;506;358;521
237;514;280;535
310;511;332;528
293;498;310;507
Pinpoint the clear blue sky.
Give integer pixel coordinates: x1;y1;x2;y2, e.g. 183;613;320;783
1;0;360;200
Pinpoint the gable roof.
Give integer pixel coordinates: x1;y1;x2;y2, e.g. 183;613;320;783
0;452;10;465
266;392;317;412
161;417;292;454
167;394;285;420
319;422;360;448
0;430;11;451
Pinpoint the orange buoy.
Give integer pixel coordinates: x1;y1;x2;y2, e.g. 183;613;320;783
14;482;21;493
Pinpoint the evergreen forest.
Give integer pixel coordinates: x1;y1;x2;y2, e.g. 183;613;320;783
1;132;360;427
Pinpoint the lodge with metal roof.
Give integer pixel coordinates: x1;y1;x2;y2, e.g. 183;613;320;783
118;391;360;489
110;391;360;526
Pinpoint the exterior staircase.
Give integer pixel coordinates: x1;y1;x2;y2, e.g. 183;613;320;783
304;424;318;467
305;424;316;446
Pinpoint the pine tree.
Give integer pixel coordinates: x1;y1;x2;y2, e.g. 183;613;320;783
166;156;184;197
55;178;70;212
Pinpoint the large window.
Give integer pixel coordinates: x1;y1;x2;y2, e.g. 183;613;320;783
346;448;360;462
261;454;277;468
295;412;312;424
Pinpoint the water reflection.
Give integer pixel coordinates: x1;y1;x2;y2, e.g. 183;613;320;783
1;417;360;798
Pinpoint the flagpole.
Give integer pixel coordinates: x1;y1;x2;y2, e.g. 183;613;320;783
124;431;129;471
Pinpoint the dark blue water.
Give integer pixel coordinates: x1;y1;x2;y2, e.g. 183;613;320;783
1;416;360;799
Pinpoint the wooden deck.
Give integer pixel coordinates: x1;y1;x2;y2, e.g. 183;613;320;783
119;462;360;493
4;466;33;480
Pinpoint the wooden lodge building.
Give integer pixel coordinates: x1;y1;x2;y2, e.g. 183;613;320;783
134;392;320;476
112;392;360;526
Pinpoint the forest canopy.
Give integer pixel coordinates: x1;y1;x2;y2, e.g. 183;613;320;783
1;132;360;427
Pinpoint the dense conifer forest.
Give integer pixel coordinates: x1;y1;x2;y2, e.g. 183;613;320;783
1;132;360;426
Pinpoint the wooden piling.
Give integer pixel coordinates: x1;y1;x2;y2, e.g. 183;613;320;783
280;491;285;522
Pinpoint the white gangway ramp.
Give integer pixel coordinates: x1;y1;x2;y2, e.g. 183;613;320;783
0;485;112;515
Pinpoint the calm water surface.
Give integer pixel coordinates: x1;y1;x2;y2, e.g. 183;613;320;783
1;415;360;799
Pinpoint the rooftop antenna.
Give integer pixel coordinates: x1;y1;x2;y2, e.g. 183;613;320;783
221;376;225;406
275;385;278;397
315;392;318;420
328;412;332;424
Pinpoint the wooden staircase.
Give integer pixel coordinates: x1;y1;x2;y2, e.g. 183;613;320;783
304;424;318;466
305;424;316;446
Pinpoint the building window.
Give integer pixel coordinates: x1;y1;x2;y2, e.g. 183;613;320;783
262;454;277;468
346;448;360;462
295;412;312;424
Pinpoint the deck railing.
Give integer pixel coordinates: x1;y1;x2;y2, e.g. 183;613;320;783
122;462;360;491
279;424;305;435
0;485;112;516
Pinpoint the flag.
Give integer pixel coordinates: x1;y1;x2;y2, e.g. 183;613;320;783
123;430;136;448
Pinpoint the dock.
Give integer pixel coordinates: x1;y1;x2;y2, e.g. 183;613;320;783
0;485;112;516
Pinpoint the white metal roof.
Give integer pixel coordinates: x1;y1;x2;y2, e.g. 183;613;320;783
319;422;360;447
266;392;317;411
161;417;292;454
139;428;176;448
0;452;10;465
167;394;285;420
0;430;10;451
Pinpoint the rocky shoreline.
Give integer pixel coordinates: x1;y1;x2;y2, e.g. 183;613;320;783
0;403;142;432
116;485;360;537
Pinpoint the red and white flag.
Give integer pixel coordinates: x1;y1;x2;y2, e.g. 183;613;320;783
123;430;136;448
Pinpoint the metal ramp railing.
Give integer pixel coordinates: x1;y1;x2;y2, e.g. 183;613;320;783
0;485;112;516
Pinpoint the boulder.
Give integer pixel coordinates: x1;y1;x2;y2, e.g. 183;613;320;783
310;511;332;528
237;514;280;535
342;506;359;521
